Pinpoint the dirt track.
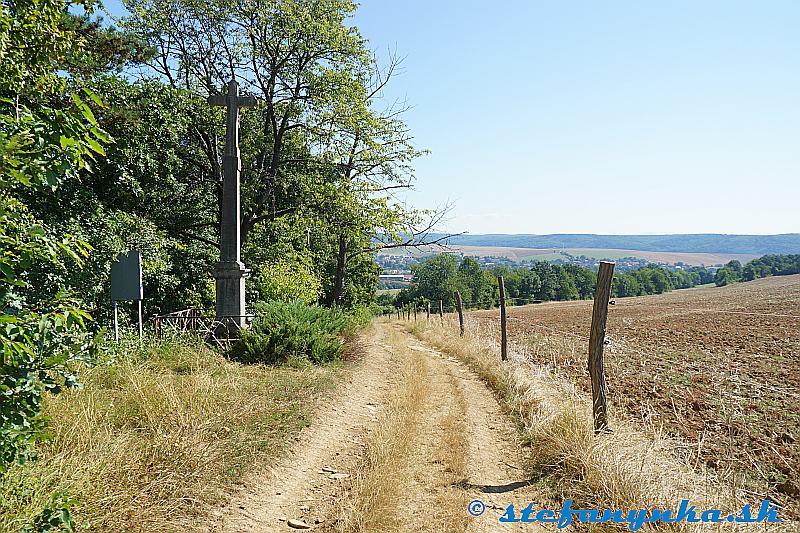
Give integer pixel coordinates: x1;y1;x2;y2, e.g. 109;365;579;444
209;322;542;532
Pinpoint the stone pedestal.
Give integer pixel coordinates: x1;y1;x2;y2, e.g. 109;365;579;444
208;80;257;335
215;261;249;331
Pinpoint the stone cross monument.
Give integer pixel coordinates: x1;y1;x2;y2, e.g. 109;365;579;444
208;80;257;329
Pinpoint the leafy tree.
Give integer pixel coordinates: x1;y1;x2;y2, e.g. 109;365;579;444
404;256;711;307
120;0;441;308
17;60;220;322
725;260;743;275
714;267;739;287
742;254;800;280
407;254;460;308
1;0;106;472
516;268;542;301
689;266;715;285
648;267;672;294
552;265;579;300
613;273;642;297
59;12;153;78
457;257;495;307
531;262;567;301
564;264;596;299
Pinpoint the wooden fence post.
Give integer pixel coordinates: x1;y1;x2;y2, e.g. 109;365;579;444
498;275;508;361
589;261;615;434
439;300;444;324
427;301;431;321
454;290;465;337
414;304;417;321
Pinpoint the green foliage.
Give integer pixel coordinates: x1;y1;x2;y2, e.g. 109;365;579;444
741;254;800;281
501;267;541;301
251;258;323;305
0;2;112;530
531;262;579;301
564;264;596;299
345;305;377;327
4;0;430;320
405;254;460;307
711;255;800;286
21;492;75;533
59;13;153;78
1;0;81;93
229;301;350;365
458;257;497;306
118;0;428;309
331;252;381;308
402;255;723;309
25;76;219;320
715;266;738;287
0;301;100;468
1;0;109;474
612;266;705;296
372;293;398;316
83;210;196;315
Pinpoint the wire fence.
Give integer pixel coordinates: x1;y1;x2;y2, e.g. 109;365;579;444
389;294;800;321
391;276;800;507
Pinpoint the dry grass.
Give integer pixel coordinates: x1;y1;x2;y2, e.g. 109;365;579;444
335;326;472;532
334;329;429;532
434;372;469;509
440;384;468;481
0;335;342;532
409;319;793;531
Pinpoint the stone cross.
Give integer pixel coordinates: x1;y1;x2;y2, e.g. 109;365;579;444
208;79;257;329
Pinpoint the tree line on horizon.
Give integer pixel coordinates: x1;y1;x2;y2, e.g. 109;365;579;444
387;254;800;311
714;255;800;287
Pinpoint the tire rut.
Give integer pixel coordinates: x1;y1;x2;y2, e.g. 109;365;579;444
208;325;399;532
210;322;545;532
404;330;547;532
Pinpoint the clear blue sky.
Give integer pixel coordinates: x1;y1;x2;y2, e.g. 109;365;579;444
104;1;800;235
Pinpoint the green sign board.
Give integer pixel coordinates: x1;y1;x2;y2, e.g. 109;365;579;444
110;251;143;301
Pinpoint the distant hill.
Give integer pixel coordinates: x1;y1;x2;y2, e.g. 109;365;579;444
432;234;800;255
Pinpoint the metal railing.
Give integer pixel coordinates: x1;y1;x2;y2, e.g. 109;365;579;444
152;308;254;349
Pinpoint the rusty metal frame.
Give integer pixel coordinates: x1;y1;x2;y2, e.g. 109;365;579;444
152;308;253;349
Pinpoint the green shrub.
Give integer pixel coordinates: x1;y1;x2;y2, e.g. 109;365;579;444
250;258;323;305
229;301;351;365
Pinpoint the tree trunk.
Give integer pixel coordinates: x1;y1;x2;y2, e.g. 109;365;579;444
332;234;349;306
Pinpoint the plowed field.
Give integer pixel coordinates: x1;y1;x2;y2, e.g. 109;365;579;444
471;275;800;516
